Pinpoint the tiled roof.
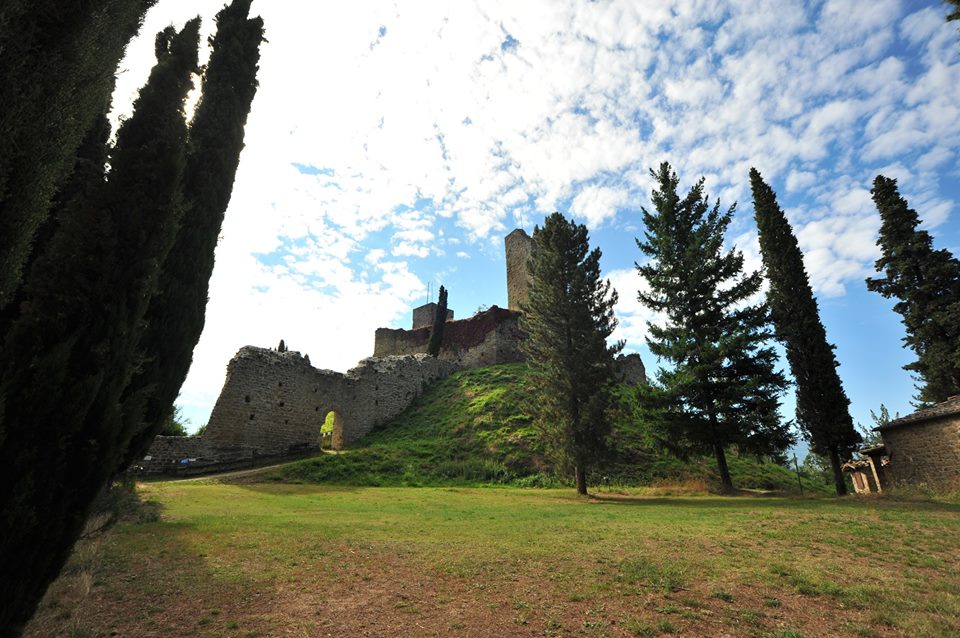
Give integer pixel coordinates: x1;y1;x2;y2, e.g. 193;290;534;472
876;395;960;431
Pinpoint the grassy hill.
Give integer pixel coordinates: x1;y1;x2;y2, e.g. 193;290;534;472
265;363;831;493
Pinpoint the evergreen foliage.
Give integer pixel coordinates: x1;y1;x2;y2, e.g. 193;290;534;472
947;0;960;22
427;285;448;357
636;163;792;492
0;0;155;309
865;176;960;405
118;0;264;469
521;212;623;495
159;406;190;437
749;168;860;496
0;20;201;636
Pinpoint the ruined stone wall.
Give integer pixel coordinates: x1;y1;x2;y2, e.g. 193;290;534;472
140;348;458;473
373;306;525;368
882;415;960;487
505;229;533;311
137;436;209;473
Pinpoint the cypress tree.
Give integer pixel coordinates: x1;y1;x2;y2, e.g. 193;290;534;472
118;0;264;469
521;212;623;496
750;168;860;496
427;285;448;357
636;163;792;492
0;20;200;636
866;176;960;404
0;0;155;308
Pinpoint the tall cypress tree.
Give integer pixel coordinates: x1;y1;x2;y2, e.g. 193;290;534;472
427;285;448;357
0;20;200;636
0;0;155;309
866;176;960;404
636;163;792;492
119;0;264;468
750;168;860;496
521;212;623;496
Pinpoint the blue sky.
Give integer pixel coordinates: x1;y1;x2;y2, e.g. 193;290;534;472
112;1;960;451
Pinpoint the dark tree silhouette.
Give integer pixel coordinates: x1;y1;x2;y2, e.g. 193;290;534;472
866;176;960;405
427;286;449;357
0;20;201;636
750;168;860;495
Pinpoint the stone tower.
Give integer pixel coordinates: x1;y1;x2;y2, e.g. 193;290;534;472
505;228;533;311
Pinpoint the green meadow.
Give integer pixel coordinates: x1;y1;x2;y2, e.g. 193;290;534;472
26;481;960;638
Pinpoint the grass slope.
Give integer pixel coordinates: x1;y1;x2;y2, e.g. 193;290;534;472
269;363;829;493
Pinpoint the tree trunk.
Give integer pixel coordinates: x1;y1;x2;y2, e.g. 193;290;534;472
575;464;587;496
713;443;733;493
829;447;848;496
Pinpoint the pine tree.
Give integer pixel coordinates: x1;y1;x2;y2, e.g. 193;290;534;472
947;0;959;22
750;168;860;496
521;212;623;496
866;176;960;404
0;20;200;636
0;0;155;309
636;163;792;492
427;285;448;357
118;0;264;470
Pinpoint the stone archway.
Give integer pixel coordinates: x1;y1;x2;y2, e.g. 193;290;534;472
320;410;344;450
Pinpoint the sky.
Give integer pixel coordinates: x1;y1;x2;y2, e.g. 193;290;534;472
111;0;960;451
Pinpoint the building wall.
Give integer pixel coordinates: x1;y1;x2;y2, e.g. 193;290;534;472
411;302;454;330
505;229;533;311
373;306;525;368
140;348;456;473
881;415;960;486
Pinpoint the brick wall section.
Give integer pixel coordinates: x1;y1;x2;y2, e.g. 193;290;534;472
880;415;960;486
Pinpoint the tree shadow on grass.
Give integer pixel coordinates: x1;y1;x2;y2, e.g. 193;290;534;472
585;492;960;513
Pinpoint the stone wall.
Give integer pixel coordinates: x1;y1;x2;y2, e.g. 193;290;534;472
411;302;454;329
505;229;533;311
881;415;960;487
373;305;525;368
137;435;208;473
615;353;647;385
139;348;456;474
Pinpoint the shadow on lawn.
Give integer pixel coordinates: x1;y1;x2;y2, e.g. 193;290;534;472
586;491;960;513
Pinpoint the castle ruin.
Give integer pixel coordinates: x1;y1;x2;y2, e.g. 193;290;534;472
138;229;645;475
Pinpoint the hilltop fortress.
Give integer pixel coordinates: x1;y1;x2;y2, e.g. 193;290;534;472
139;230;646;475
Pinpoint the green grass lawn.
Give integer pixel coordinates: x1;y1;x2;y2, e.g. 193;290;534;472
26;481;960;638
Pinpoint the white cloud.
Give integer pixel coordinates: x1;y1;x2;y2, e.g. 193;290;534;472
107;0;960;425
570;185;629;228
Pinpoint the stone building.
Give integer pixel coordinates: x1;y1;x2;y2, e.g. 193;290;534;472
841;445;888;494
873;395;960;488
505;228;533;311
139;229;647;475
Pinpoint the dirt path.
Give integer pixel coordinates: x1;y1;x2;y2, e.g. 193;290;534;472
167;449;345;483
